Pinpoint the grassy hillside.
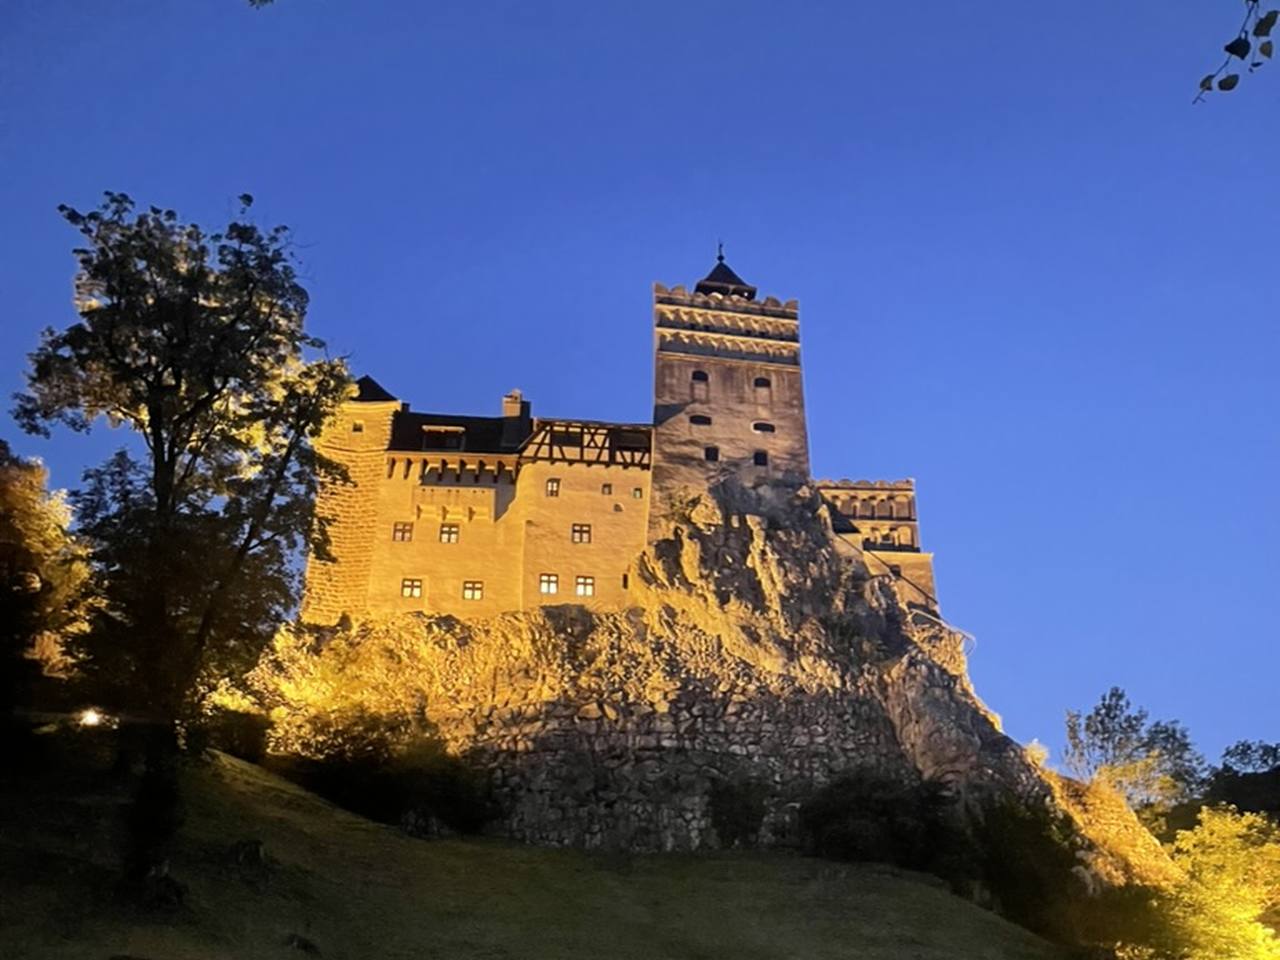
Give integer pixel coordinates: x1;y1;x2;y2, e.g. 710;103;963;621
0;747;1067;960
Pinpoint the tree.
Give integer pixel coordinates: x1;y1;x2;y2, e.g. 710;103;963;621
1223;741;1280;775
1064;687;1206;815
1196;2;1278;102
14;192;349;880
0;440;91;726
1160;806;1280;959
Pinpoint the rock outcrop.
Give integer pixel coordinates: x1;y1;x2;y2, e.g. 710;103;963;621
254;479;1055;851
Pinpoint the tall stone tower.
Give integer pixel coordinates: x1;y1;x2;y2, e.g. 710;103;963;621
650;254;810;506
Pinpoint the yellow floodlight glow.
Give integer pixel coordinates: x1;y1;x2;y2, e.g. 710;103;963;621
78;708;103;727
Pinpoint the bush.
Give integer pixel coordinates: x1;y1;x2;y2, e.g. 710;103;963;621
266;711;494;835
708;778;769;847
799;772;964;876
197;709;271;763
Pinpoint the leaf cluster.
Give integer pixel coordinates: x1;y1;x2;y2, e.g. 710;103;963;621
1197;2;1277;102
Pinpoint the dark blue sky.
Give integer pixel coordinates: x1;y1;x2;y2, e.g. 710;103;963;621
3;1;1276;764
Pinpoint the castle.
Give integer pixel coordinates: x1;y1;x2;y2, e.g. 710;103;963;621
301;256;938;623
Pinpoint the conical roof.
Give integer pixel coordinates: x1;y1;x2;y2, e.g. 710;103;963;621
694;252;756;300
354;375;397;402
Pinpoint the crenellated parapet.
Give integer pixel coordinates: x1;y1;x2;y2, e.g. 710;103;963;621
653;282;798;319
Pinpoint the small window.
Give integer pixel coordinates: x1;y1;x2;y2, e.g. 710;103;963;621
753;451;769;466
753;377;771;389
704;446;720;462
439;523;459;544
689;415;712;426
632;487;643;499
752;422;776;433
551;429;583;447
539;573;559;595
463;580;484;600
422;429;463;450
351;421;365;434
621;573;629;589
889;564;903;577
392;522;414;542
601;483;613;495
575;575;595;597
545;478;561;497
571;523;592;544
690;370;709;402
400;578;422;598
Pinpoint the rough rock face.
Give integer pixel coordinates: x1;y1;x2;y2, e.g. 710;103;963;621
258;480;1045;851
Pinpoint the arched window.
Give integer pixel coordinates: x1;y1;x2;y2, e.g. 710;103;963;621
689;414;712;426
691;369;709;402
752;421;776;433
876;500;893;519
753;376;771;388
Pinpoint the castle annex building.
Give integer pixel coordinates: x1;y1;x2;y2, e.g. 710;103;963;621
302;257;938;623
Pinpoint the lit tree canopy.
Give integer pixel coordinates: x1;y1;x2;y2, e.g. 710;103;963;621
14;192;350;723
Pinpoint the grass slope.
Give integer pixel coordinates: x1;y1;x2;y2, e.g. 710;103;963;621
0;749;1066;960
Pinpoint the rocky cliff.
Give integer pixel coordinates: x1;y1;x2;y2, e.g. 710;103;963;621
252;479;1060;852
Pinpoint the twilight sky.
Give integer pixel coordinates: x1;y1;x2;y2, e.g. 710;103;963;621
2;1;1276;764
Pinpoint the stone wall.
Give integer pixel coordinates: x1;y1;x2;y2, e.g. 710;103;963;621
266;479;1039;851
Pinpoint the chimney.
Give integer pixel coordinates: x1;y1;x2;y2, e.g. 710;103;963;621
501;389;531;449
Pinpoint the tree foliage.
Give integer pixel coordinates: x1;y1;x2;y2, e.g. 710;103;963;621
1157;807;1280;959
1223;741;1280;775
1064;687;1206;815
1197;2;1278;102
0;440;91;716
14;192;350;728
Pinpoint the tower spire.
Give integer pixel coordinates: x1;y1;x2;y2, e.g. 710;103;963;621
695;246;756;300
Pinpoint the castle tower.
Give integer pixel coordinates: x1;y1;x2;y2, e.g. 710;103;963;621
650;255;810;507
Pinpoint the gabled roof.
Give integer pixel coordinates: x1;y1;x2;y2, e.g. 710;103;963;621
694;253;757;300
353;375;397;402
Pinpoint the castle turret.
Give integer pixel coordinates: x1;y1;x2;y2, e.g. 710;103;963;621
649;254;811;508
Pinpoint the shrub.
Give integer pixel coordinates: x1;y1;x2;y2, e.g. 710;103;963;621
708;778;769;847
198;709;271;763
266;710;494;835
799;772;963;876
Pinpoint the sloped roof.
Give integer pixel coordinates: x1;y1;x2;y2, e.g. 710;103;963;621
694;255;757;300
353;375;397;402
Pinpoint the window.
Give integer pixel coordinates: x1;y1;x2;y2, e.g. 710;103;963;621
753;450;769;466
752;421;776;433
545;478;561;497
539;573;559;595
400;578;422;598
691;370;709;402
889;564;903;577
575;575;595;597
351;421;365;434
463;580;484;601
392;522;414;542
551;429;583;447
571;523;592;544
689;415;712;426
439;523;459;544
621;573;629;589
754;377;773;404
632;487;643;499
601;483;613;495
422;429;463;450
704;446;720;462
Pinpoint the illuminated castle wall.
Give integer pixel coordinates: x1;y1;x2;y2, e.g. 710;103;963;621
301;258;939;623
